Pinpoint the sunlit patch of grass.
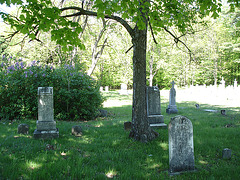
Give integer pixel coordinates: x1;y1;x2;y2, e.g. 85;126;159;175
199;160;208;165
105;169;118;178
26;161;42;170
159;142;168;150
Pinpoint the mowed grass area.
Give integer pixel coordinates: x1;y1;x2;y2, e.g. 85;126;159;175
0;91;239;179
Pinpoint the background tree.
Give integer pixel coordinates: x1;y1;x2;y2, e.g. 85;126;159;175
1;0;239;142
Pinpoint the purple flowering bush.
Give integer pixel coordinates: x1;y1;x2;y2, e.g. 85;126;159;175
0;59;103;121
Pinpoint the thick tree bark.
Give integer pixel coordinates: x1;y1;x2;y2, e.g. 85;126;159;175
129;27;158;143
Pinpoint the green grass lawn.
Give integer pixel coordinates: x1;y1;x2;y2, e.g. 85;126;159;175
0;91;239;179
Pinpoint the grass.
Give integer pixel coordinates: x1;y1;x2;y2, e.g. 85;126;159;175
0;91;240;179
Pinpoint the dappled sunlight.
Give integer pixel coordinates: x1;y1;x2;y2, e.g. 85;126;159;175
103;99;132;108
199;160;208;165
105;169;118;178
26;160;42;170
159;142;168;151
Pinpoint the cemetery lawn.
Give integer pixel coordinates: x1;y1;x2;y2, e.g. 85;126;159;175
0;91;239;179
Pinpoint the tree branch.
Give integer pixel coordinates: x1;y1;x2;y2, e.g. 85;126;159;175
163;27;192;58
60;6;134;37
148;20;158;44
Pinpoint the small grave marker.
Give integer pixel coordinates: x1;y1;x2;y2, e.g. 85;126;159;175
124;121;132;131
222;148;231;160
72;125;83;137
18;124;29;134
119;83;128;95
105;86;109;92
221;110;226;115
169;115;195;175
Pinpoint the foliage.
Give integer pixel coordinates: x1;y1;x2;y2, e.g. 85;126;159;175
0;56;103;121
0;91;239;179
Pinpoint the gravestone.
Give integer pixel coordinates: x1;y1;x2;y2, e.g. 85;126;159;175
100;86;103;91
124;121;132;131
222;148;231;160
220;77;225;88
234;79;237;88
18;124;29;134
119;83;128;95
33;87;59;139
166;81;178;114
146;86;167;128
169;115;195;175
105;86;109;92
72;125;83;137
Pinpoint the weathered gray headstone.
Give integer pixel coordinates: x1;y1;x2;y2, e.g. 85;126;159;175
124;121;132;131
222;148;231;159
18;124;29;134
146;86;167;128
166;81;178;114
33;87;59;139
169;115;195;175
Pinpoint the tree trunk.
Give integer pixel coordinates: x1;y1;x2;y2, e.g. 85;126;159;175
129;27;158;143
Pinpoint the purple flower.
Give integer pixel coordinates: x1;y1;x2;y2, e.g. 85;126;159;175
25;74;27;78
35;74;37;77
7;65;15;71
7;70;10;74
2;55;5;59
1;62;4;67
20;62;24;69
29;69;33;75
70;73;73;76
42;73;46;77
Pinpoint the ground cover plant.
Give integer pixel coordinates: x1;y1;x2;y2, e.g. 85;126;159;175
0;58;103;121
0;91;239;179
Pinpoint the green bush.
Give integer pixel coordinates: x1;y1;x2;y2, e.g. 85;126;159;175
0;58;103;121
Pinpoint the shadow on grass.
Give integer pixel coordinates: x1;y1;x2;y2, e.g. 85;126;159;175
0;100;239;179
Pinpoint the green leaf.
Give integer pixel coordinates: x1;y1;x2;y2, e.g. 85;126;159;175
29;33;36;39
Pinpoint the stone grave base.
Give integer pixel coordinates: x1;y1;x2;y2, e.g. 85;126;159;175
166;108;178;114
168;168;197;176
33;129;59;139
150;123;167;128
148;115;167;128
148;115;164;124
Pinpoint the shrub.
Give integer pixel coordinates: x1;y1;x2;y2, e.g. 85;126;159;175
0;59;103;121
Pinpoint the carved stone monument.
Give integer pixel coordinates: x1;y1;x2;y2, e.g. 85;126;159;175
166;81;178;114
169;115;195;175
33;87;59;139
146;86;167;128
